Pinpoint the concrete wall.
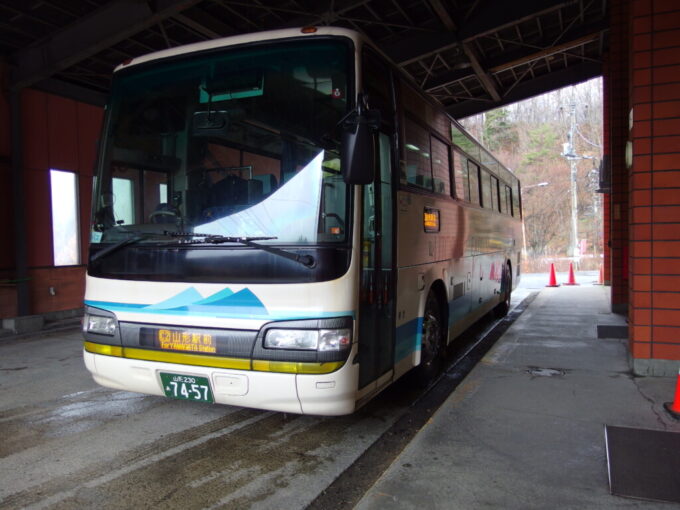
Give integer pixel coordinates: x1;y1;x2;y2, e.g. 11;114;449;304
0;81;103;319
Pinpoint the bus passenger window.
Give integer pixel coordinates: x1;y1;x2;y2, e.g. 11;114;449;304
467;161;480;205
505;185;513;216
513;181;521;217
491;176;500;212
431;136;450;196
453;151;468;200
404;119;432;191
480;169;492;209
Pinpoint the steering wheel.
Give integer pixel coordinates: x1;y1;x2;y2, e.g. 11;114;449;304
149;209;178;223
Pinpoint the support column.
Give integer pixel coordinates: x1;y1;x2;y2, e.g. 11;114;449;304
9;85;29;316
608;0;630;314
629;0;680;375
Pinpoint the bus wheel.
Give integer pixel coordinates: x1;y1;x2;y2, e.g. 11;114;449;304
415;291;445;386
495;264;512;318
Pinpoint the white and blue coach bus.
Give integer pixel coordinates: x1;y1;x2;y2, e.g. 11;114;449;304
83;27;522;415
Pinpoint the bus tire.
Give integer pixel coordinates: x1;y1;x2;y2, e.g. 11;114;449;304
495;263;512;318
414;291;445;386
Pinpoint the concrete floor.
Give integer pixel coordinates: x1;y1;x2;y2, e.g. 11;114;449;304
0;329;415;509
356;285;680;510
2;279;678;509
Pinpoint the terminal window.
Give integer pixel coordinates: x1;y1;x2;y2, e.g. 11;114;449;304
50;169;80;266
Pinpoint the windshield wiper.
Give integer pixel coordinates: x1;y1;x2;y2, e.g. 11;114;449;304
90;233;162;263
168;233;316;269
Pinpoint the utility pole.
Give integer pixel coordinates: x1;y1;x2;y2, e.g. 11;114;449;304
561;104;595;260
562;104;580;259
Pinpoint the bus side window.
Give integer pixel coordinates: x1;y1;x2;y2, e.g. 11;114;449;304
467;161;480;205
404;118;432;191
505;185;513;216
453;150;468;200
491;175;500;212
431;135;450;195
498;180;505;214
513;181;522;218
480;169;492;209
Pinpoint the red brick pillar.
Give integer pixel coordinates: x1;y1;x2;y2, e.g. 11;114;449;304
602;62;611;285
608;0;630;313
629;0;680;374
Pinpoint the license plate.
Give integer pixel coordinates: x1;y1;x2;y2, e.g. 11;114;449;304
160;373;214;403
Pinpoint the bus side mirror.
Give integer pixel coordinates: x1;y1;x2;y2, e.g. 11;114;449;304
341;109;380;185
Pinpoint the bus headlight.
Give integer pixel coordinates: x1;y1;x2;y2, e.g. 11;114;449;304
264;329;318;350
318;329;351;351
264;328;351;351
84;314;117;336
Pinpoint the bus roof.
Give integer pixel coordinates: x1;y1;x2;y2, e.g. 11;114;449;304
114;27;363;73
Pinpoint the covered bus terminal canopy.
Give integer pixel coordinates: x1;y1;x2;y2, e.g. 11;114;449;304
1;0;676;376
2;0;680;507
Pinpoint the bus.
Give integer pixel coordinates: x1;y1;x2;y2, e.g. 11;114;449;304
82;27;522;416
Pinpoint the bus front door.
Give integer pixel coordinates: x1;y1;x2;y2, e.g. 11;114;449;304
358;132;395;389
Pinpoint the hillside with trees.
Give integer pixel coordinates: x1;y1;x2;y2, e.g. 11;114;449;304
459;78;603;272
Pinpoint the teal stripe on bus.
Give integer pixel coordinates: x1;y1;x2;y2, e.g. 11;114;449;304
394;317;423;362
85;300;355;321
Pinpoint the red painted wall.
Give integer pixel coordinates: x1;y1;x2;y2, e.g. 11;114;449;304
629;0;680;361
0;87;103;318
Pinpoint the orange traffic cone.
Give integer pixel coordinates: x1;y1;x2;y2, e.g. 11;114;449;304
663;371;680;420
546;263;560;287
593;264;604;285
563;262;579;286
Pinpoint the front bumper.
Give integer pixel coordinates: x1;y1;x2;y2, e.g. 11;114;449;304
83;344;359;416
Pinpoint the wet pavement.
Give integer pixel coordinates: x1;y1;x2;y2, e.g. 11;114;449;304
4;274;671;509
0;328;428;509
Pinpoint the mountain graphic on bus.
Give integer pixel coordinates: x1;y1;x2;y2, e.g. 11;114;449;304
143;287;267;315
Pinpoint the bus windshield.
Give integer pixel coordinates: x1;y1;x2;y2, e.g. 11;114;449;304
91;39;351;248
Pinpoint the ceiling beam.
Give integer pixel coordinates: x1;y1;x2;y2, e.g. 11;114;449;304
428;0;457;31
424;67;474;92
271;0;373;27
418;20;607;91
459;0;577;41
10;0;202;90
173;13;222;39
427;0;501;103
446;61;601;118
462;41;501;101
488;31;602;74
383;31;459;65
392;0;581;66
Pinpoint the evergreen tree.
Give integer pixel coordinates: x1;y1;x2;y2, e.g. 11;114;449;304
483;108;518;152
